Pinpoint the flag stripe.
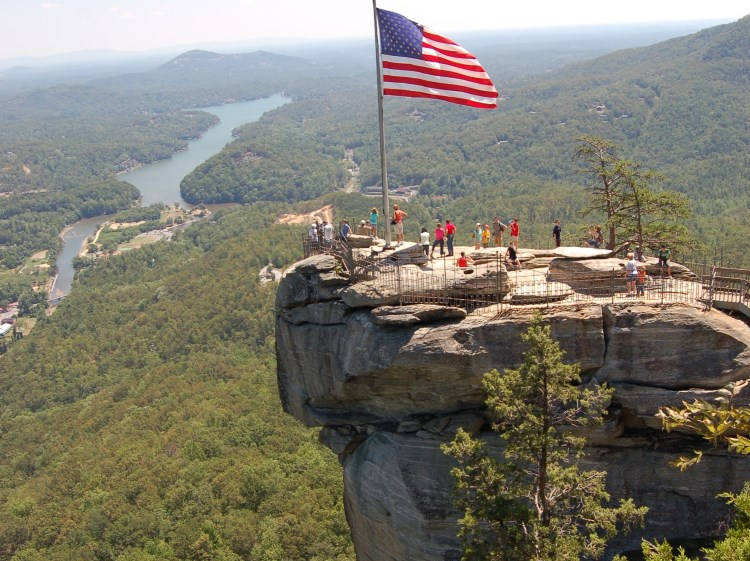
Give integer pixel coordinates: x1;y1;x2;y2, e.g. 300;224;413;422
383;74;498;97
384;82;497;103
421;29;459;47
422;34;471;56
422;40;475;60
421;53;486;73
382;57;493;84
383;88;497;109
377;8;498;110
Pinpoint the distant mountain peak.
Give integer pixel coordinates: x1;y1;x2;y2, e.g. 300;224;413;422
163;50;224;66
161;49;304;70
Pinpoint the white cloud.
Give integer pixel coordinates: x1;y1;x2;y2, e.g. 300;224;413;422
41;2;62;8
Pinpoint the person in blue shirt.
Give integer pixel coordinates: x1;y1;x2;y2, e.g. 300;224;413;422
340;220;351;239
370;208;379;237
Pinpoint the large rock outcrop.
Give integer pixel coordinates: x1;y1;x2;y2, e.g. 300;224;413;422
275;254;750;560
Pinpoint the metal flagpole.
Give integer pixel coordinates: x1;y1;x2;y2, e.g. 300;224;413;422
372;0;392;248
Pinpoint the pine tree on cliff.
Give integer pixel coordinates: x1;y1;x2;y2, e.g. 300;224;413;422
442;315;647;561
575;135;693;253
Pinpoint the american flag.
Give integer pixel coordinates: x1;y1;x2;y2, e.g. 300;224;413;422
376;8;498;109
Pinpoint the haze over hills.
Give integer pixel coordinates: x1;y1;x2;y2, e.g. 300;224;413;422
180;15;750;260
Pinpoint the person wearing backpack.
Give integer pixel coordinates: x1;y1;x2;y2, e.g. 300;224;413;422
493;216;507;247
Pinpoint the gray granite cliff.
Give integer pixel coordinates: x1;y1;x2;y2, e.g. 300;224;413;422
275;252;750;560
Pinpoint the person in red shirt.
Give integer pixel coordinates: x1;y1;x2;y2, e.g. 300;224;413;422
509;218;520;249
457;251;474;268
445;219;456;256
431;222;445;259
392;204;407;245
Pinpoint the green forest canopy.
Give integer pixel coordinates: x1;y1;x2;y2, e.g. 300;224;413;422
0;205;354;561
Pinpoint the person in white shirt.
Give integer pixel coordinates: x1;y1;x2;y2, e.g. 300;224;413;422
322;221;334;245
420;227;430;257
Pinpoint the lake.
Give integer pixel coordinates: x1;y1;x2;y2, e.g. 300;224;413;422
50;94;289;299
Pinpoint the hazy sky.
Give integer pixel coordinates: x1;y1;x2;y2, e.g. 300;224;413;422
1;0;747;61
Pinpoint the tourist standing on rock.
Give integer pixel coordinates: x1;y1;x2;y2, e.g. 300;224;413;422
636;263;647;297
658;244;672;277
370;207;379;237
473;223;482;249
481;224;491;248
509;218;520;249
340;219;351;239
445;219;456;256
431;222;445;259
493;217;506;247
420;227;430;257
393;204;407;246
309;222;318;243
625;252;638;296
322;220;333;246
553;219;562;247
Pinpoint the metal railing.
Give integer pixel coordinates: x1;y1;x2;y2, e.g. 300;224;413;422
300;236;750;316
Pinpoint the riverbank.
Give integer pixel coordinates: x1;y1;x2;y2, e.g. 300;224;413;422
48;94;289;302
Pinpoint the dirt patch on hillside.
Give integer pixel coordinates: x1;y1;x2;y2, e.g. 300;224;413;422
276;204;333;225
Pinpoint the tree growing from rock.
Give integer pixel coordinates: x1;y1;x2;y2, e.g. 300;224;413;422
442;315;646;561
615;163;693;253
575;136;628;250
575;135;693;253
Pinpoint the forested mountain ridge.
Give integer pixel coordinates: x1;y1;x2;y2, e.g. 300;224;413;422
180;16;750;260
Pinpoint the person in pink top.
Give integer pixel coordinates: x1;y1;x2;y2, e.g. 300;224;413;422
445;219;456;256
509;218;520;249
431;222;445;259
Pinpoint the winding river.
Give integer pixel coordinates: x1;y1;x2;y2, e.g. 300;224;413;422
51;94;289;299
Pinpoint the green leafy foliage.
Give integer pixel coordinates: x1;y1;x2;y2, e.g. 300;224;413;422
642;381;750;559
442;315;646;561
0;207;354;561
658;380;750;470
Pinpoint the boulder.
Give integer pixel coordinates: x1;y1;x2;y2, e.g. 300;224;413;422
510;280;573;305
612;381;750;430
373;242;428;265
548;257;626;294
598;304;750;389
340;280;400;308
553;246;614;259
276;254;348;309
521;256;556;269
642;256;696;279
347;234;375;248
548;257;625;278
371;304;466;326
